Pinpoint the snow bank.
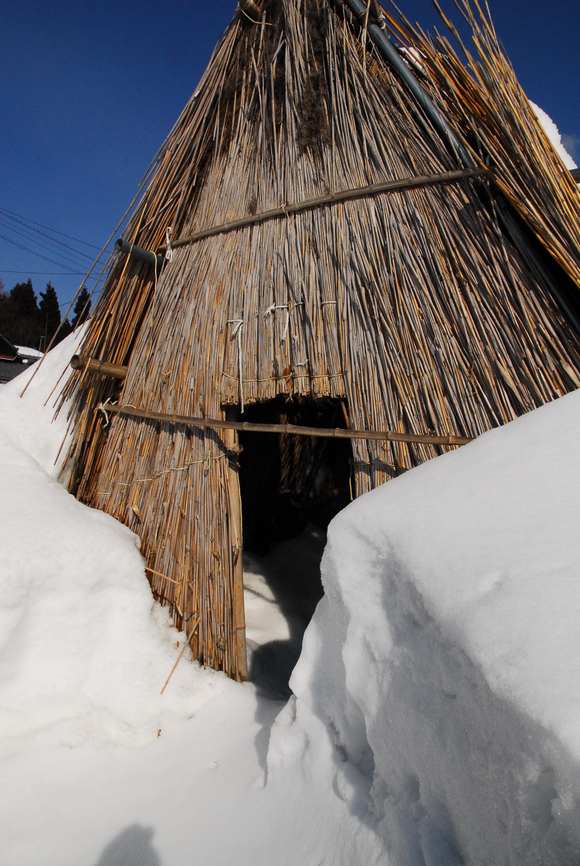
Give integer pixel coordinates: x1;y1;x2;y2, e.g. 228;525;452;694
0;331;235;753
530;101;577;169
0;329;84;478
0;432;233;755
280;390;580;864
0;337;383;866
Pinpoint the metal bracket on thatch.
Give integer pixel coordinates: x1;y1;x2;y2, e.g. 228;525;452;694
114;238;164;274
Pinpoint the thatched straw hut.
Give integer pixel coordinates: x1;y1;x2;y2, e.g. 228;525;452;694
57;0;580;680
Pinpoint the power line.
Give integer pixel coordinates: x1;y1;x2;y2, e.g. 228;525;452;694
0;216;95;270
0;231;93;273
0;208;97;262
0;269;87;275
0;204;106;251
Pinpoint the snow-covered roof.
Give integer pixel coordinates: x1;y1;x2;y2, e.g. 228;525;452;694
0;333;18;361
15;345;44;359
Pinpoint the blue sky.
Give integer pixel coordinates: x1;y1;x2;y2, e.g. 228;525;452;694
1;0;578;310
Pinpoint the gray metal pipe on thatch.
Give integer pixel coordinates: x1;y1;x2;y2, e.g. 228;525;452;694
339;0;579;189
339;0;580;331
338;0;475;169
115;238;163;272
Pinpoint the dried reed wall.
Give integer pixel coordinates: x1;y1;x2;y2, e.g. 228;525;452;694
60;0;580;678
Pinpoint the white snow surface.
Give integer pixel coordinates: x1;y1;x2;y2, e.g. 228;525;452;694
15;345;44;358
530;101;577;169
289;389;580;864
0;336;382;865
0;329;85;478
1;336;580;864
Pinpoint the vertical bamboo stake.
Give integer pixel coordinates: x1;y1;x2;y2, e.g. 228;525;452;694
225;407;248;681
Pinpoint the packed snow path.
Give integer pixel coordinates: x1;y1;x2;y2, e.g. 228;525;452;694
243;529;325;699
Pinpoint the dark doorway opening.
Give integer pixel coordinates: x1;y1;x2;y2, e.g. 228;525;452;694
239;396;353;551
237;396;353;697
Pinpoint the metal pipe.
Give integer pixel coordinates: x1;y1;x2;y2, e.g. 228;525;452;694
495;198;580;338
115;238;163;272
339;3;580;190
337;0;580;334
337;0;475;169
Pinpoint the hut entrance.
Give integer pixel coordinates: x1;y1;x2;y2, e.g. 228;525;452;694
237;397;353;696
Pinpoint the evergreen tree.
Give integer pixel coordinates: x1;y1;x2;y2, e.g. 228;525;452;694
39;282;61;348
72;287;91;329
0;282;16;342
57;318;74;342
3;279;42;347
10;279;39;319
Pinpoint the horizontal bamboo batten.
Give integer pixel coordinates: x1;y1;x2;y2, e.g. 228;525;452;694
159;168;487;252
99;402;473;446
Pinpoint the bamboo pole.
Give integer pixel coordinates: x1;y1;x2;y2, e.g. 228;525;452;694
98;402;473;446
71;356;128;379
160;618;200;695
160;168;486;251
224;408;248;682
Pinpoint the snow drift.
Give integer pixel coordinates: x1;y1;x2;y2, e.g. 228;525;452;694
0;333;235;754
2;332;580;865
0;333;383;866
280;389;580;864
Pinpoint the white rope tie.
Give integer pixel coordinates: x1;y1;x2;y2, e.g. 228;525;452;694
263;303;288;317
287;300;304;346
165;226;173;263
263;302;292;345
98;398;111;428
227;319;245;413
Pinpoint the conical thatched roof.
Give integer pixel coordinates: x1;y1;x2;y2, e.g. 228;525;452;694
59;0;580;679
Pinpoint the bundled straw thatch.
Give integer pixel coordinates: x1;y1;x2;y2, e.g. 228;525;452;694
384;0;580;290
58;0;580;679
